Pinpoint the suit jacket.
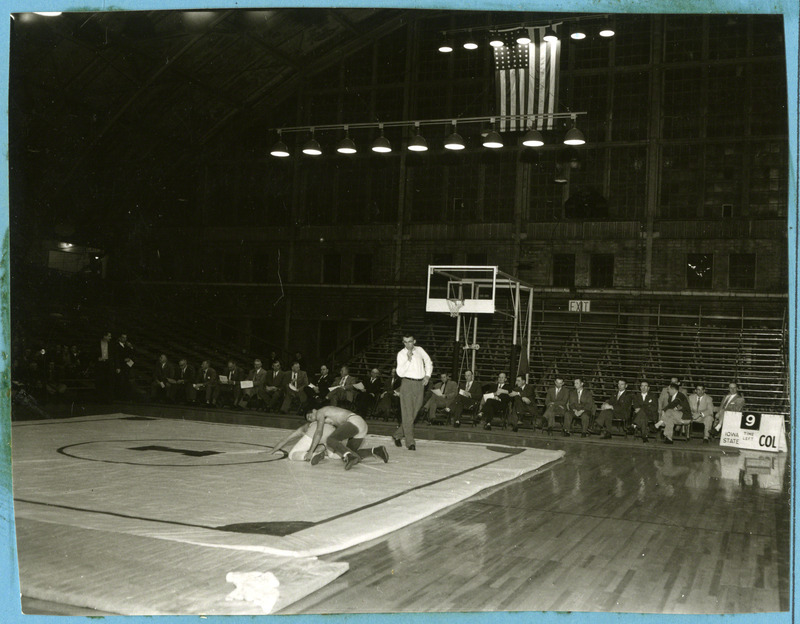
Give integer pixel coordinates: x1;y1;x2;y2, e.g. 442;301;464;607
265;369;288;390
513;383;537;411
312;372;332;396
632;391;659;421
434;379;458;407
568;388;595;416
485;382;512;405
153;361;176;383
659;386;688;412
663;391;691;415
603;389;632;418
331;374;358;393
225;366;247;385
249;367;268;389
363;376;384;397
717;393;746;413
382;374;402;397
285;370;309;392
197;366;218;386
457;378;482;403
112;341;134;371
689;393;715;418
545;385;570;411
176;364;195;385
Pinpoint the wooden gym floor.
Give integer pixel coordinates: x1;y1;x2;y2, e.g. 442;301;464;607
15;402;791;616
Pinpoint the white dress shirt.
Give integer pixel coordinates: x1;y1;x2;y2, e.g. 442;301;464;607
396;346;433;380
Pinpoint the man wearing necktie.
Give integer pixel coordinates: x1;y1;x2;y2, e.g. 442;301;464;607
421;372;457;422
689;384;716;443
510;375;537;432
480;372;512;431
175;358;196;404
631;381;658;442
714;382;746;435
450;369;482;427
327;365;359;407
263;360;288;412
567;377;595;437
393;334;433;450
150;354;176;402
280;360;309;413
543;377;569;435
595;379;632;439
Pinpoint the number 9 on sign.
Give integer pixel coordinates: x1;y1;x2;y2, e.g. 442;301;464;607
741;412;761;430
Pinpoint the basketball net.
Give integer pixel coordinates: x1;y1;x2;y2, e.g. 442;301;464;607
446;297;465;318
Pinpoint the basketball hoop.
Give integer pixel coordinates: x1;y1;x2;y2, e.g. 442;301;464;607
446;297;465;318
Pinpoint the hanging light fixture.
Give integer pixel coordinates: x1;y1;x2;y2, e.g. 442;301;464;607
336;126;357;154
371;124;392;153
563;116;586;146
438;36;454;53
599;28;615;37
570;26;587;40
407;122;428;152
463;31;478;50
489;32;504;48
482;119;503;149
444;122;465;151
522;128;545;147
302;129;322;156
516;28;532;45
270;130;290;158
543;26;559;43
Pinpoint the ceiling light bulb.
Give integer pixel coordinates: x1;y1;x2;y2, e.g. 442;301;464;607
439;41;453;53
270;140;290;158
408;133;428;152
463;40;478;50
563;127;586;146
522;129;544;147
337;137;357;154
482;131;503;149
371;135;392;153
444;132;465;150
599;29;615;37
489;37;504;48
543;27;559;42
302;138;322;156
571;31;586;40
516;33;532;45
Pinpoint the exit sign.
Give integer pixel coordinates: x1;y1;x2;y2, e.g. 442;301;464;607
569;300;591;312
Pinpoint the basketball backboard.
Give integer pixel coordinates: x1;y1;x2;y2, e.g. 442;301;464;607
426;265;497;314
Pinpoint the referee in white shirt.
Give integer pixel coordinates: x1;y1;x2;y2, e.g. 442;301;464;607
393;334;433;450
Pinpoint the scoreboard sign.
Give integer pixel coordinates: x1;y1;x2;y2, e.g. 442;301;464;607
719;411;787;453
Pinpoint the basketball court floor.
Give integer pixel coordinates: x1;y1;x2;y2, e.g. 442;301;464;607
11;404;790;616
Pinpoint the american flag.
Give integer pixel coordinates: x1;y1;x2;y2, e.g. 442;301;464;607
493;26;561;132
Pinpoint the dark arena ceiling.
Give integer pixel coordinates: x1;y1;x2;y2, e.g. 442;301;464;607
9;7;599;249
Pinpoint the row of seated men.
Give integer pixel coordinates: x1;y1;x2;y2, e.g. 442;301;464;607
416;371;747;443
148;355;401;416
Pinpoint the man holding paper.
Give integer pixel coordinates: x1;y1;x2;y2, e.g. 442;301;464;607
194;360;219;406
393;334;432;450
222;360;247;409
480;372;512;431
149;353;176;402
242;359;267;409
280;360;309;414
421;372;457;420
509;375;537;432
327;365;360;407
450;369;482;427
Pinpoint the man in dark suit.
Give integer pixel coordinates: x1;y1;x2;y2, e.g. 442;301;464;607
481;372;512;431
450;369;482;427
221;360;247;409
195;360;219;406
421;372;457;421
567;377;595;437
263;360;288;412
150;354;176;402
112;333;136;401
510;375;538;432
280;360;309;413
631;380;659;442
243;359;268;409
308;364;333;408
174;358;196;403
374;368;402;420
356;368;384;416
542;376;570;435
327;365;359;407
594;379;632;439
657;382;692;444
95;331;114;402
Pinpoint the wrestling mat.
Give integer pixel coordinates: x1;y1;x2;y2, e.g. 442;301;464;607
12;413;564;614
